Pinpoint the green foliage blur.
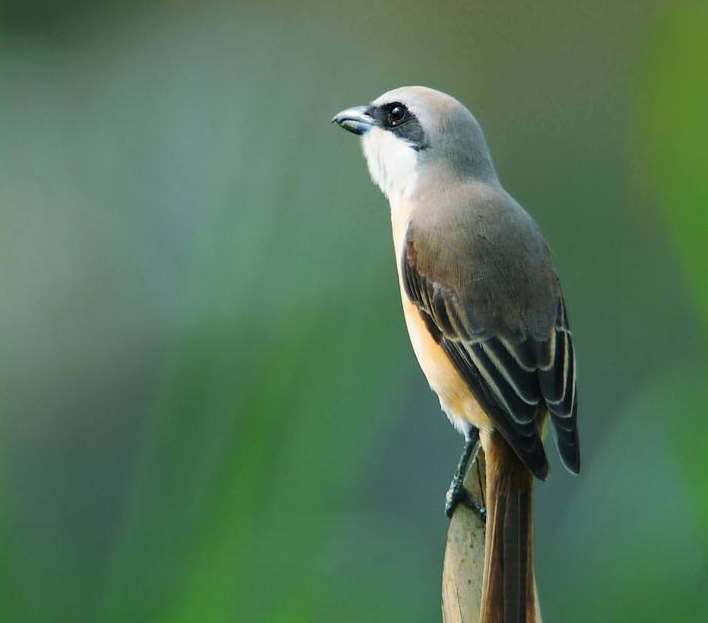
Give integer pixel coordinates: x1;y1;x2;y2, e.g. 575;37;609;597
1;1;706;621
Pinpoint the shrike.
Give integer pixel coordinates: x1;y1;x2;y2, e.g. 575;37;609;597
333;86;580;623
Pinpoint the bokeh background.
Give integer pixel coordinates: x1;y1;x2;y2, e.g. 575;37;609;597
1;1;707;621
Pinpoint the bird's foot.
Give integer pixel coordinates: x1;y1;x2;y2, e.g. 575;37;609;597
445;480;487;521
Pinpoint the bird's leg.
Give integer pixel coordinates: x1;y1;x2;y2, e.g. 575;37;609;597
445;428;487;521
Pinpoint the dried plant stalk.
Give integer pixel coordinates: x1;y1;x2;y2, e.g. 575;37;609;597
441;446;487;623
441;448;542;622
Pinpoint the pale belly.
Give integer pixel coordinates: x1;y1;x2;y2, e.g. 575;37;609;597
390;200;492;436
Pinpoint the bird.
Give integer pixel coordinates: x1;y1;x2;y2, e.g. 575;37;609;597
332;86;579;623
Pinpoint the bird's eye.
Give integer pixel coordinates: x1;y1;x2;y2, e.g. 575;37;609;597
387;104;408;126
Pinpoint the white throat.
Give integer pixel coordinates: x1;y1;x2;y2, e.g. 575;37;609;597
361;128;419;206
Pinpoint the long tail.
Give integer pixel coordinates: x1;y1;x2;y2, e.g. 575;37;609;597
480;430;538;623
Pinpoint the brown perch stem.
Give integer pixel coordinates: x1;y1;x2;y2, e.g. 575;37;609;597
442;448;542;623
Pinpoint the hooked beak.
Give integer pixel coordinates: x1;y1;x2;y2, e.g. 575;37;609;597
331;105;375;135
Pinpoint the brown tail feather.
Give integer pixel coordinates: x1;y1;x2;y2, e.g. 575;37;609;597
480;430;537;623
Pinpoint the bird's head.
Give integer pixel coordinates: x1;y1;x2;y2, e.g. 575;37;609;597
333;86;498;203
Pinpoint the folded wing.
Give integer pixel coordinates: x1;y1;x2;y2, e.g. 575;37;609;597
402;214;580;478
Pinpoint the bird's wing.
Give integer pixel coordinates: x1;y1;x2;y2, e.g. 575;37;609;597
402;203;579;478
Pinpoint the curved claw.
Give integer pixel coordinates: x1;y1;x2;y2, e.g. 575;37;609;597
446;483;487;521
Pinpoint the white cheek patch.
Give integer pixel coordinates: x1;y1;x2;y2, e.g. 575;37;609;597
361;128;419;204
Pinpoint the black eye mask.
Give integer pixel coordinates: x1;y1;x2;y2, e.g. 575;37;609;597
367;102;429;151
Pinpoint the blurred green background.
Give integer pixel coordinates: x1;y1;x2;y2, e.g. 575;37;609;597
1;1;707;621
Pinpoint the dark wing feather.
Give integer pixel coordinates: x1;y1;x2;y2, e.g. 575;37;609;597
402;211;580;478
538;296;580;472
